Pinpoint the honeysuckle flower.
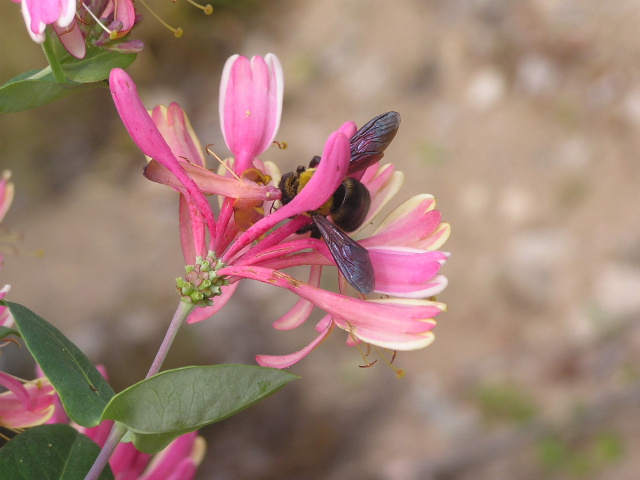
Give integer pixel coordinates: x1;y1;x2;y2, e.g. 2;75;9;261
0;285;14;333
11;0;143;59
11;0;76;43
109;53;450;368
219;54;283;174
0;372;56;429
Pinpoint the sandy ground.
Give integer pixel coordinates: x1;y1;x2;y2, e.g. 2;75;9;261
2;1;640;478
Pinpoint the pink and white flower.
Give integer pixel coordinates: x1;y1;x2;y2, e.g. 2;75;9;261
109;53;450;368
0;372;56;429
11;0;76;43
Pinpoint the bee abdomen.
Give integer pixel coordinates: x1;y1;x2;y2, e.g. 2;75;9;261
330;178;371;232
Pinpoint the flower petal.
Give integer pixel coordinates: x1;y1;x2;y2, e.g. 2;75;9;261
109;69;218;241
256;319;334;368
150;103;207;168
186;282;239;324
219;266;444;351
219;54;283;172
272;265;321;330
366;194;450;250
221;130;350;262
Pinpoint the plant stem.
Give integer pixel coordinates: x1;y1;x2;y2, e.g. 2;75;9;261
146;300;196;378
84;422;127;480
84;300;196;480
41;28;66;82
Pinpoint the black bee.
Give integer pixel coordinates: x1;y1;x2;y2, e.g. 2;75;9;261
278;112;401;294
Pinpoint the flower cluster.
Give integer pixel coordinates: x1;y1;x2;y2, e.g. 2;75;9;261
109;53;450;369
11;0;142;58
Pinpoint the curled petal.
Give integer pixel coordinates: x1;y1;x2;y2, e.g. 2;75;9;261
272;265;321;330
150;103;207;168
219;266;444;351
257;319;334;368
144;160;280;202
220;54;283;172
186;282;239;324
0;374;56;428
357;163;404;231
53;20;86;59
109;69;217;240
366;194;450;250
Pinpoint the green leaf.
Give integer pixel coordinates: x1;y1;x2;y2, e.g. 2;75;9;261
0;76;98;113
0;48;136;112
102;365;299;453
0;326;20;340
0;424;114;480
3;301;115;427
60;48;136;83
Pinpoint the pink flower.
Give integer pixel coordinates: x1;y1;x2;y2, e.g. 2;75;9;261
109;53;450;368
219;54;283;174
12;0;76;43
11;0;142;59
0;372;56;428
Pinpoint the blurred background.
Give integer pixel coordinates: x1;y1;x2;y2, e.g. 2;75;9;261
2;0;640;478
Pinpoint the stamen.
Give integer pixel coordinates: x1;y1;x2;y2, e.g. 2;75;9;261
374;346;405;378
183;0;214;15
205;145;241;181
273;140;288;150
82;2;114;35
137;0;184;37
348;329;377;368
0;337;21;349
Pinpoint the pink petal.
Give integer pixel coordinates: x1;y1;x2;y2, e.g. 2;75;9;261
221;130;350;263
357;165;404;230
144;160;279;202
0;376;56;428
22;0;75;38
186;282;239;324
0;285;14;328
109;69;217;241
112;0;136;35
375;274;448;298
256;320;334;368
0;171;14;224
272;265;321;330
110;440;150;480
369;248;447;284
53;20;86;59
179;194;205;263
219;266;444;350
365;195;447;250
139;432;204;480
150;103;206;168
219;54;283;173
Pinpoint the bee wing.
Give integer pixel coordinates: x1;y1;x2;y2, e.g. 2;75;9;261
348;111;401;174
312;214;375;294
